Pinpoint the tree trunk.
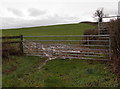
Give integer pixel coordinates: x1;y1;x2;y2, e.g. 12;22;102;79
99;18;103;22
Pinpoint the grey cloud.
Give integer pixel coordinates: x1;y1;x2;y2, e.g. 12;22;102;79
104;8;118;15
28;8;46;17
7;8;23;16
1;15;79;29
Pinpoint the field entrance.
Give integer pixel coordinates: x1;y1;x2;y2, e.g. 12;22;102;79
23;35;111;61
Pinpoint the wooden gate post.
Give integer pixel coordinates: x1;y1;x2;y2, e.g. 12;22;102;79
20;35;24;55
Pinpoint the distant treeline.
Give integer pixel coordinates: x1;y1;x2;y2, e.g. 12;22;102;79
80;21;98;25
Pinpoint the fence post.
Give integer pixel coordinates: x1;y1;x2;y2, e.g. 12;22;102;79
109;35;112;61
87;37;90;56
20;35;24;54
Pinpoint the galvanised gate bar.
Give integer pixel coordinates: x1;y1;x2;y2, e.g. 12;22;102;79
23;35;111;61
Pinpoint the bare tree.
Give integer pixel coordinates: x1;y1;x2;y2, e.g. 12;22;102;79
94;8;104;22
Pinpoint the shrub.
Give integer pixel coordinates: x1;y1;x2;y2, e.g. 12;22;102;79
84;29;98;35
2;39;23;59
109;19;120;73
83;29;98;45
109;19;120;85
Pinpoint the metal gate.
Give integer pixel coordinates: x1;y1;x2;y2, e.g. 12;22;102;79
23;35;111;61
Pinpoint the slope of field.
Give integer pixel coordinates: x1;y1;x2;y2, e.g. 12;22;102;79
2;23;96;36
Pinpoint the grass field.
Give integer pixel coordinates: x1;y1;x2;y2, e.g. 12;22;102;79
2;23;96;36
2;56;118;87
2;23;96;44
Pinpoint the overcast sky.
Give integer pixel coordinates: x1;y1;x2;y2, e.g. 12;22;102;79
0;0;119;29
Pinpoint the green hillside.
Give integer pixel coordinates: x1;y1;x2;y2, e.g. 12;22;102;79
2;23;96;36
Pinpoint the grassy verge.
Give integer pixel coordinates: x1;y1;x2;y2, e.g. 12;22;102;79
2;56;47;87
2;56;118;87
